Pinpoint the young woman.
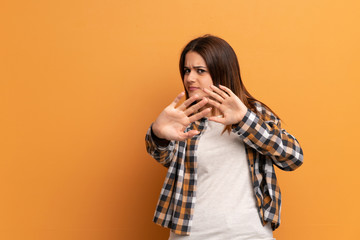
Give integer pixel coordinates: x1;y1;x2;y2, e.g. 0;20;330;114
145;34;303;239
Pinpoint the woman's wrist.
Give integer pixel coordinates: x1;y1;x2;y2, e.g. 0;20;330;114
152;122;164;139
233;108;247;125
151;123;170;147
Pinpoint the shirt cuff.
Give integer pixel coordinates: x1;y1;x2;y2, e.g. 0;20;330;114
231;108;260;137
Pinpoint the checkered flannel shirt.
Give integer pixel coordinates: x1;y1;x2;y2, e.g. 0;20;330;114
145;101;304;236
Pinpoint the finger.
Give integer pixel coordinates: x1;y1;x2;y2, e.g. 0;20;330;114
206;98;222;109
170;92;185;108
188;107;212;123
176;130;198;141
177;94;199;111
208;116;226;124
203;87;225;103
218;85;235;97
210;85;230;98
179;130;200;140
183;97;208;116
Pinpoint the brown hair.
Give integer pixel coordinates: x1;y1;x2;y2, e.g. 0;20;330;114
179;34;281;133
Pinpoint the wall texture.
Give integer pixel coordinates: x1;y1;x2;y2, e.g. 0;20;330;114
1;0;359;239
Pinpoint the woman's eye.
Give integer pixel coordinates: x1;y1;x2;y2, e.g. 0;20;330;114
184;69;190;74
197;69;205;74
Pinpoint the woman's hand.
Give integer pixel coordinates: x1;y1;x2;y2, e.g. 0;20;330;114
203;85;248;125
152;92;212;141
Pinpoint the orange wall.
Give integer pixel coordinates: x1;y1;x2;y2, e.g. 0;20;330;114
1;0;359;239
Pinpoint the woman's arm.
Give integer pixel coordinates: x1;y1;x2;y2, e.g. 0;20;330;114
145;92;212;168
204;85;303;171
231;102;304;171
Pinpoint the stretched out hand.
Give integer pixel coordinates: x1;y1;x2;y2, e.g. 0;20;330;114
203;85;248;125
152;92;212;141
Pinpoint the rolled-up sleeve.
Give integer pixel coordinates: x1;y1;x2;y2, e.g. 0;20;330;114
145;124;177;168
232;105;304;171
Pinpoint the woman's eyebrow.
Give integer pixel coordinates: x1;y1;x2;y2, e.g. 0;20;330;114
184;65;207;69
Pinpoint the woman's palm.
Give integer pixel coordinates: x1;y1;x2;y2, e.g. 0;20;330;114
152;92;211;141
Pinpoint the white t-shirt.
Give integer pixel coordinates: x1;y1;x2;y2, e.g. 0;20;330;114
169;119;274;240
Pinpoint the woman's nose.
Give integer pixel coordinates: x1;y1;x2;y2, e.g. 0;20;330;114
187;70;196;82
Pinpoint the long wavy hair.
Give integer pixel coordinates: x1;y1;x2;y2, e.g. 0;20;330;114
179;34;281;132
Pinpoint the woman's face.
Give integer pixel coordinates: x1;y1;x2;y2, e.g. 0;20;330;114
183;51;214;98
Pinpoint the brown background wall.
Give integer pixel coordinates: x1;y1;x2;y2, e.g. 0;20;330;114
1;0;359;239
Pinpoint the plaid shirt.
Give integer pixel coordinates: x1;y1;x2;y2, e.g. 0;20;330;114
145;101;304;236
